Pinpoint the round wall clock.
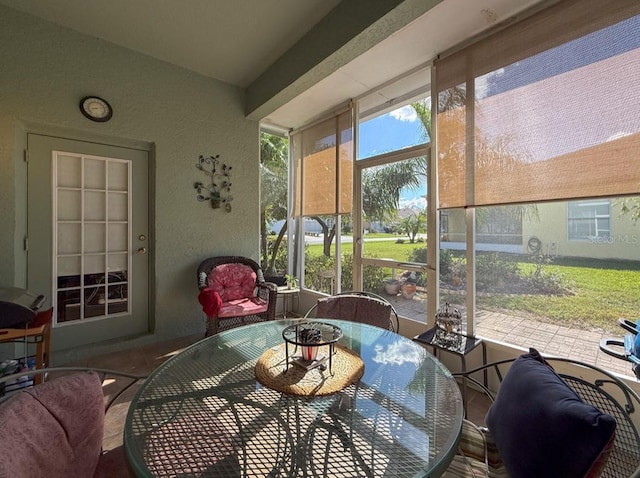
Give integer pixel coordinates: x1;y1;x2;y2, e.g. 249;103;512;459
79;96;113;122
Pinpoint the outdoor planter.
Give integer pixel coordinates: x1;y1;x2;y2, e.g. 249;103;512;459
383;278;400;296
401;281;417;299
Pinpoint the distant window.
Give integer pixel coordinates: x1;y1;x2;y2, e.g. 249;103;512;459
568;200;611;240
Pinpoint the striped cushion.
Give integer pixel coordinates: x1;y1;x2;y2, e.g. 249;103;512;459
441;420;508;478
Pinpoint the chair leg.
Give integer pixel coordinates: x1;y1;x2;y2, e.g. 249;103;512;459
205;317;219;337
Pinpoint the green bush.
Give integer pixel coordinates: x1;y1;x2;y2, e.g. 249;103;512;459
304;254;335;294
407;246;426;263
303;252;385;294
476;252;520;291
526;254;574;295
472;252;571;295
439;249;453;276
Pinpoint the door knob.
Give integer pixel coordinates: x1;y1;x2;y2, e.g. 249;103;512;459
137;247;147;254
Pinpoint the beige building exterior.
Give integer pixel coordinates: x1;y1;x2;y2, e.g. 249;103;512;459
441;199;640;262
523;199;640;262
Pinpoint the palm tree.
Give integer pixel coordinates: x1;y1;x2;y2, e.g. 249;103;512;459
260;132;288;274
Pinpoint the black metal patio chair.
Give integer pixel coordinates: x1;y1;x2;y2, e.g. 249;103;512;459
443;349;640;478
304;291;400;332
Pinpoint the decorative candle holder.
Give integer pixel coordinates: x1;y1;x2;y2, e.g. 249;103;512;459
434;302;463;349
299;327;322;361
282;322;343;373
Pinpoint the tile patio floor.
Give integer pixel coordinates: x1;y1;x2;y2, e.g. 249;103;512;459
386;289;635;378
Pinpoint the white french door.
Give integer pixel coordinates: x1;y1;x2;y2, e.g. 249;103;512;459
27;134;149;350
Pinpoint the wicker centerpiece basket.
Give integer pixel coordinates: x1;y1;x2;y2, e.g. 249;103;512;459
254;322;364;397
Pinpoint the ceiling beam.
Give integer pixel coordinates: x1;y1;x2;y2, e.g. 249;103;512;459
245;0;443;121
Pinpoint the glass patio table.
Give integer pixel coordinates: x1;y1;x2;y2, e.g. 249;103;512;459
124;319;463;477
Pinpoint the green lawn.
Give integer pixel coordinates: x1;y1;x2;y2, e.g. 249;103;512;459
306;240;422;261
307;240;640;333
474;259;640;333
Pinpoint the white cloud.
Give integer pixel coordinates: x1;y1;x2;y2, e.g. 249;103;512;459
400;196;427;210
389;105;418;122
373;341;423;366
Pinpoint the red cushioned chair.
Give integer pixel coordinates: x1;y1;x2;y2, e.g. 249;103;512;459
197;256;278;337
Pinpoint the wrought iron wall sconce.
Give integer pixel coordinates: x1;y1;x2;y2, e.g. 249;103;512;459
194;154;233;212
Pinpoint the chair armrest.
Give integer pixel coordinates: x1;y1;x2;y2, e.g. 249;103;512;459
257;282;278;319
257;282;278;296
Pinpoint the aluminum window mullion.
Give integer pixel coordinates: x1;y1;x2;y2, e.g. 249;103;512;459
427;68;439;328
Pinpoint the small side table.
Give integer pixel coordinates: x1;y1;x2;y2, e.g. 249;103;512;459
0;321;51;385
414;327;487;417
277;286;300;319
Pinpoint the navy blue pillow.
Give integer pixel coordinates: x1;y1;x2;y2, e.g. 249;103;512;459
485;348;616;478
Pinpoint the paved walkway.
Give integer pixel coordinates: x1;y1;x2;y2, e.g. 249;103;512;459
387;290;634;378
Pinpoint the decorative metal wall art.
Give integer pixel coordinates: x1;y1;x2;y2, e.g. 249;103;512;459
194;154;233;212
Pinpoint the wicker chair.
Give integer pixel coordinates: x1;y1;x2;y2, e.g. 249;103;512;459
197;256;277;336
444;351;640;478
304;291;400;332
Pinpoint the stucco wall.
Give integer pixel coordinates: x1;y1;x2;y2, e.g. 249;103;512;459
0;6;261;350
523;201;640;261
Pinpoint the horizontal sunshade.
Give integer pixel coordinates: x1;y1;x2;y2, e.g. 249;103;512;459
292;110;353;216
435;0;640;209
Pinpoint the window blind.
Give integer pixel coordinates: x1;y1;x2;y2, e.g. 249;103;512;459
292;109;353;216
435;0;640;209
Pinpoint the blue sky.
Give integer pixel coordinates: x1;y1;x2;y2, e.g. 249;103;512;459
359;104;429;210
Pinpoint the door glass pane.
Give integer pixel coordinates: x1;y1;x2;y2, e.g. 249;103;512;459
84;254;105;284
108;192;128;221
84;158;106;189
58;224;81;254
108;161;128;191
85;287;105;318
363;264;427;323
58;256;80;288
84;224;106;253
57;155;81;188
54;152;131;325
57;289;80;323
58;190;81;221
108;224;128;252
84;191;106;221
108;253;128;274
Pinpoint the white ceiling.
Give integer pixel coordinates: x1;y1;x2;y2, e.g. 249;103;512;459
0;0;546;130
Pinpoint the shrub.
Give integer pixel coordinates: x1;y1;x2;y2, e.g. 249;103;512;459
439;249;453;276
476;252;520;291
303;252;385;294
304;254;335;294
526;254;574;295
407;246;426;263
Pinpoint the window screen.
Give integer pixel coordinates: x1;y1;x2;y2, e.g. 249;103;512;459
435;0;640;209
292;109;353;216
